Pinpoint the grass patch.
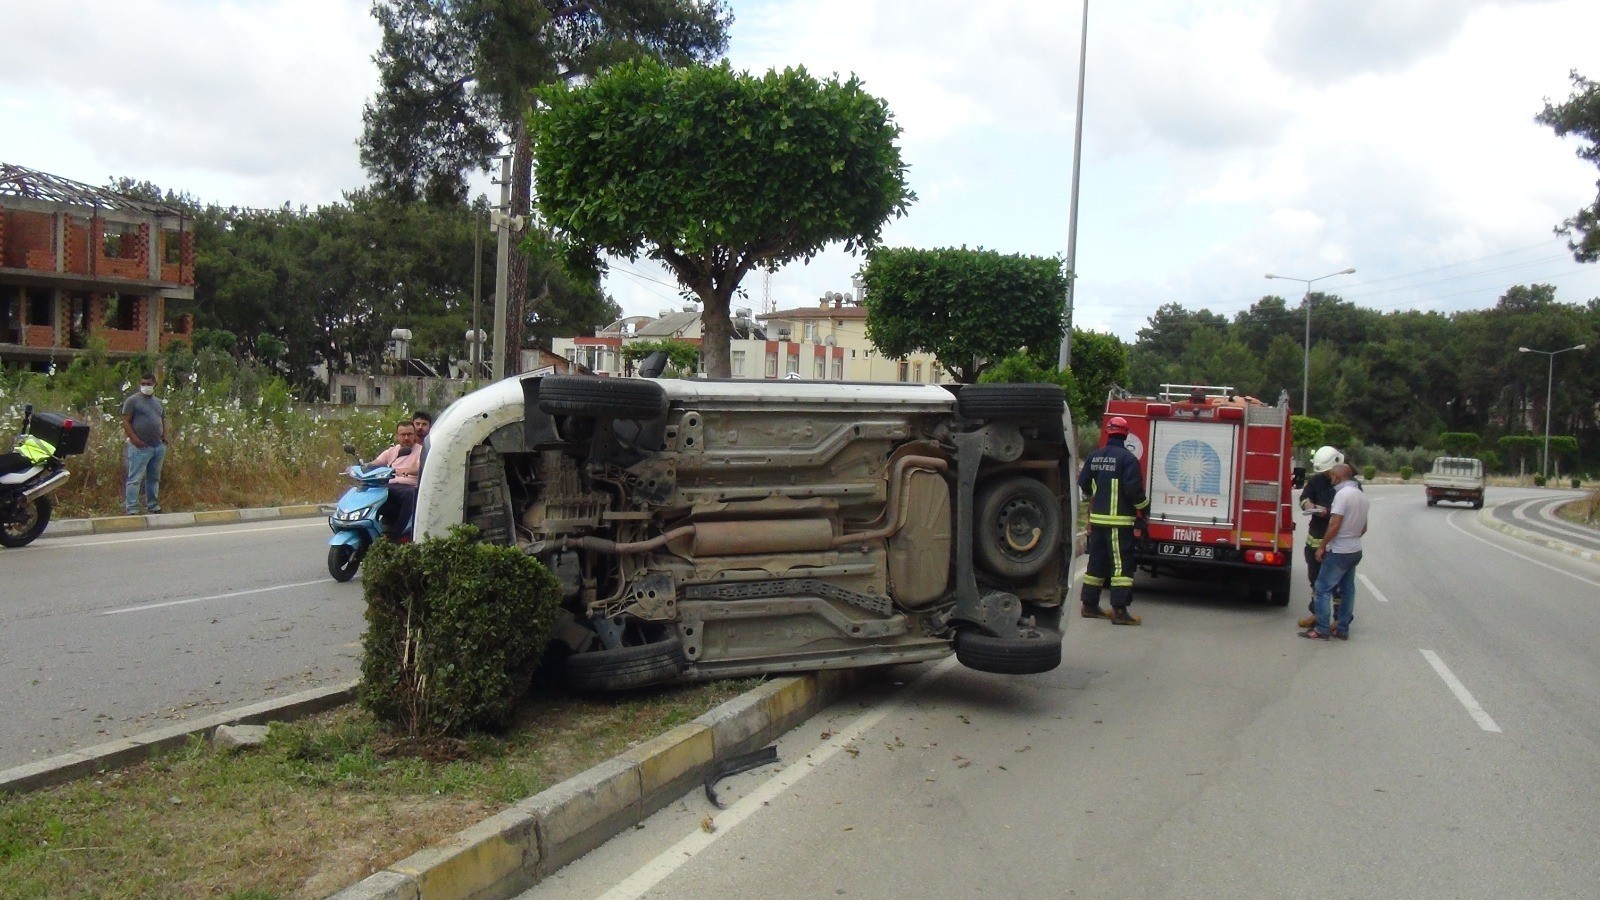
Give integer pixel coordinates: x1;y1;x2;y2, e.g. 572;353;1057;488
0;676;761;899
1556;489;1600;528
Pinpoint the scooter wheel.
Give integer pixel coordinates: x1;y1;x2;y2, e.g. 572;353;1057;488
328;544;362;582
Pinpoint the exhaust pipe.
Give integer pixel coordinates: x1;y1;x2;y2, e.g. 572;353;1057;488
22;469;70;501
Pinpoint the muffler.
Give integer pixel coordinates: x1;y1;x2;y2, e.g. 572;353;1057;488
22;469;70;501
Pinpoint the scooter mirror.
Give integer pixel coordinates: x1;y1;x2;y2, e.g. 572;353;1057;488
342;443;357;456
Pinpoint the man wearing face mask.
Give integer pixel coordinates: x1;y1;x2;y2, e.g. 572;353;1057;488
121;372;168;515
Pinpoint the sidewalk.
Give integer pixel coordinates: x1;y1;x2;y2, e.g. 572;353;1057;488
43;503;326;538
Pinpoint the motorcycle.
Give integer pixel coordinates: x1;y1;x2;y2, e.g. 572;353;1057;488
1;405;89;548
325;443;409;581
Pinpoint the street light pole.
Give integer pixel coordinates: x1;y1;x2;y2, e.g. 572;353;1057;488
1057;0;1090;373
1264;267;1356;415
1517;343;1587;480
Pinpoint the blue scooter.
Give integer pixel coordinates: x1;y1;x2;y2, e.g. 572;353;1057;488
325;443;405;582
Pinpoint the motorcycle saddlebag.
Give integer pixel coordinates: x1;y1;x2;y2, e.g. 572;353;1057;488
28;412;91;456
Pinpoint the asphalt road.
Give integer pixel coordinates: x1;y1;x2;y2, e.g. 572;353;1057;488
0;518;363;769
525;484;1600;899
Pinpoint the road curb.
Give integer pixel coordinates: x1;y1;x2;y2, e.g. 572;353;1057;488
330;668;865;900
1476;508;1600;563
44;504;325;539
0;680;357;795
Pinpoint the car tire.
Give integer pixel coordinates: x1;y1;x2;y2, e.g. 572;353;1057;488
975;475;1062;579
565;637;689;692
953;626;1062;675
539;376;668;420
957;384;1065;422
1268;572;1293;606
1427;497;1437;506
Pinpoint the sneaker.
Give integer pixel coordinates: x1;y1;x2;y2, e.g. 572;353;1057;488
148;507;162;514
1298;615;1316;629
1110;608;1142;626
1081;604;1112;619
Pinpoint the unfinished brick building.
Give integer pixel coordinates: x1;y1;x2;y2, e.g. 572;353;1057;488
0;163;195;369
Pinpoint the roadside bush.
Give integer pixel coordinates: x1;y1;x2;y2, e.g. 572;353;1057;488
1400;466;1413;480
1573;476;1583;490
1534;475;1547;487
1362;464;1377;481
360;525;561;738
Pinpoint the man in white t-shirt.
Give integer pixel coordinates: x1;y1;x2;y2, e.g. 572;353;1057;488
1300;463;1370;641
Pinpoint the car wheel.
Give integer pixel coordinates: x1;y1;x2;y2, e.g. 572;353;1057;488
975;475;1062;579
957;384;1065;422
565;637;689;692
539;376;669;420
1427;497;1437;506
1268;572;1293;606
954;627;1062;675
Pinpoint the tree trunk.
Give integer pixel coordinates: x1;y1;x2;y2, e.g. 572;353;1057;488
504;122;534;376
700;285;734;378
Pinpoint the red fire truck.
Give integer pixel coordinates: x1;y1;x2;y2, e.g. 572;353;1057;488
1098;384;1298;605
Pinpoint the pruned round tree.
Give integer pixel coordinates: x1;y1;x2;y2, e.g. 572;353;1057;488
529;59;913;377
862;247;1067;383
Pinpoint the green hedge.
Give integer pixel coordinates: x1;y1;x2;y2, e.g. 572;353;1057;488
359;526;561;737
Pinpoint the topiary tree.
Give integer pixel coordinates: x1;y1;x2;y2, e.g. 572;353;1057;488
1497;435;1544;476
622;338;701;377
1322;421;1357;449
862;247;1066;383
360;526;561;738
1291;416;1325;452
1439;432;1481;455
530;59;913;378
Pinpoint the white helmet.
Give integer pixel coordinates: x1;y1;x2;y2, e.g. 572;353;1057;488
1311;445;1343;473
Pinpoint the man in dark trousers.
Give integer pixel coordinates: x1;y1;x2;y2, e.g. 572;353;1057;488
1297;445;1343;629
1078;416;1150;625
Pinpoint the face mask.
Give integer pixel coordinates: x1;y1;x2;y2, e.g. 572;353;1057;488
140;385;155;396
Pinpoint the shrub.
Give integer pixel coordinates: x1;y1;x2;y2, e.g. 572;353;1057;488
360;525;561;737
1534;474;1547;487
1573;476;1583;490
1362;464;1377;481
1399;466;1413;480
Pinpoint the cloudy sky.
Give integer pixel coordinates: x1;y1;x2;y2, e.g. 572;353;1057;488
4;0;1599;342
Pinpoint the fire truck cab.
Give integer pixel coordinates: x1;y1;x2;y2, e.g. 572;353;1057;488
1099;384;1297;605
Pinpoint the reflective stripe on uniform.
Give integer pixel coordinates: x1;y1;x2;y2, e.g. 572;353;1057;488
1305;535;1324;549
1082;574;1106;587
1110;576;1134;588
1089;514;1136;526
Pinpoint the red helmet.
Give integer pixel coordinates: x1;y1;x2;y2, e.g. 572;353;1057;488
1106;416;1130;436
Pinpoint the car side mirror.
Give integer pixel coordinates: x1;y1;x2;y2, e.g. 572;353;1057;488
638;350;669;379
1292;466;1306;489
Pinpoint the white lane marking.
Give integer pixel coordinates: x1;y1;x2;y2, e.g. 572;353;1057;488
1356;573;1390;603
100;579;331;615
1420;649;1502;733
598;656;961;900
1514;497;1600;543
1446;510;1600;589
46;520;325;549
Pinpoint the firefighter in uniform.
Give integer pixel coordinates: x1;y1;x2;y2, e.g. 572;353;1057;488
1078;416;1149;625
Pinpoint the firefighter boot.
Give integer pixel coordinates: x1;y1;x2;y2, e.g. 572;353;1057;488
1080;584;1111;619
1110;587;1141;625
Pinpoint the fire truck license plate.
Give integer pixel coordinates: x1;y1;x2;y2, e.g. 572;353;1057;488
1157;543;1215;560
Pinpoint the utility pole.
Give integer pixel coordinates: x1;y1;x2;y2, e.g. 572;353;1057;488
491;154;513;381
1057;0;1090;372
472;207;484;391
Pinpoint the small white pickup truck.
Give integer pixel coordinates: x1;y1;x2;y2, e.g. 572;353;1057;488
1424;456;1486;508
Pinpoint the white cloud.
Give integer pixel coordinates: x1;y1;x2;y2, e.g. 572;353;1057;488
5;0;1600;343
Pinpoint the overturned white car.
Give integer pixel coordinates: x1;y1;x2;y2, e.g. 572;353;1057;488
414;375;1077;691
